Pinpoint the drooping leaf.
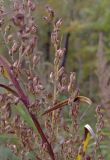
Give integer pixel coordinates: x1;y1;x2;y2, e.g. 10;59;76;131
75;96;92;105
42;96;92;115
83;132;91;153
0;83;19;97
76;124;96;159
42;99;69;115
84;124;96;140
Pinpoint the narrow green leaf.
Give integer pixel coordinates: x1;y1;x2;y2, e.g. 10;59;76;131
15;104;37;132
0;146;21;160
25;151;36;160
0;134;20;145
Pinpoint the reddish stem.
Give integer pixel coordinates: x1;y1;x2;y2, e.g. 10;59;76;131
0;56;55;160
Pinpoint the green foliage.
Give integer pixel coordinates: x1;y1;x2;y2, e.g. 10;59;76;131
0;134;20;145
14;104;37;132
0;146;21;160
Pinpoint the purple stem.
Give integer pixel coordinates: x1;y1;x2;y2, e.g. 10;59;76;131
0;56;55;160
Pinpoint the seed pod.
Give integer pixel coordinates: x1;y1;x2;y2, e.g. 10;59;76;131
55;18;62;28
27;0;36;11
58;67;64;78
12;13;24;27
7;35;13;43
33;55;37;64
45;6;54;22
31;25;38;34
68;72;76;92
11;40;18;54
56;48;65;58
50;72;54;82
5;25;11;35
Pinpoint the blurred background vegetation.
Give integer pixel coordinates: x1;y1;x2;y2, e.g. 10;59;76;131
0;0;110;159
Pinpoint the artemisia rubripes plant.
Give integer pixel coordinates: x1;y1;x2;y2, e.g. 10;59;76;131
0;0;104;159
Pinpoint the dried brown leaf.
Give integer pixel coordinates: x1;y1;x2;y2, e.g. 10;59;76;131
42;96;92;115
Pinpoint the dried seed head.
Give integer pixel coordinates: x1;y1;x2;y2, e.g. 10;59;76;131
58;67;64;78
27;0;36;11
0;18;4;26
11;40;18;54
0;5;4;26
51;30;59;47
32;55;37;63
5;25;11;33
68;72;76;92
50;72;54;82
13;1;19;11
14;97;20;105
13;60;19;68
29;36;37;48
12;13;25;27
55;18;62;29
33;76;38;85
96;105;104;157
54;57;59;66
45;6;54;23
7;34;13;43
31;25;38;34
70;72;76;83
0;5;4;15
56;48;65;58
3;102;11;119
